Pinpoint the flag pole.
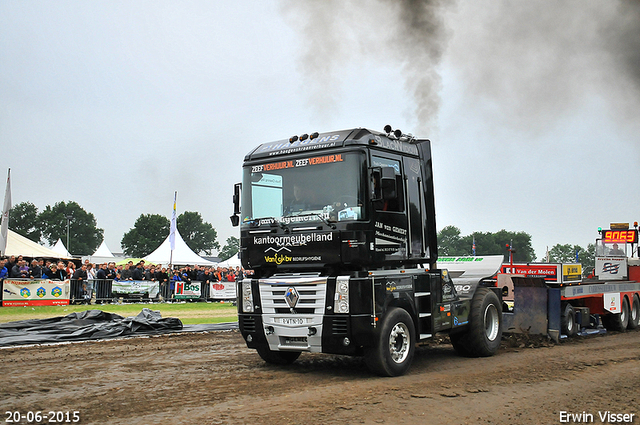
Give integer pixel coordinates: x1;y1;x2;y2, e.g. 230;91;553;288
169;191;177;267
0;169;11;256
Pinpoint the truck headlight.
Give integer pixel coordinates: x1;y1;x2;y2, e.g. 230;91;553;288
334;276;349;313
242;281;254;313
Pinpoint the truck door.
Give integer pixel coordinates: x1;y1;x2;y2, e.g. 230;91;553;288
371;155;408;261
403;156;425;258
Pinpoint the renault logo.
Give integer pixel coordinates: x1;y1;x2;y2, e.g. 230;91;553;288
284;287;300;309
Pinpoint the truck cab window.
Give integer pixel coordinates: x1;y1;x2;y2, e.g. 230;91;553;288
371;156;404;212
241;152;366;224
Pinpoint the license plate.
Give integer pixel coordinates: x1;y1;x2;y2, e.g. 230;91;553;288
284;337;307;344
279;317;305;325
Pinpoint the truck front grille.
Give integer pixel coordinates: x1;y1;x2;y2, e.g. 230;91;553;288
258;276;327;315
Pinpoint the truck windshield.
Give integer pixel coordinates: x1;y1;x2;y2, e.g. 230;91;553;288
241;152;365;225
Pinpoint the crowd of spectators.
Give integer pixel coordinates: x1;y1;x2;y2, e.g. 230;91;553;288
0;255;245;284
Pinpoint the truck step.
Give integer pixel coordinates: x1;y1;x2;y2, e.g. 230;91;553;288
419;333;432;339
419;313;431;318
415;292;431;297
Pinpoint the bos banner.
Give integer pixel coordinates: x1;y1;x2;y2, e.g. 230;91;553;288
112;280;160;298
175;281;201;300
209;281;236;300
2;279;70;307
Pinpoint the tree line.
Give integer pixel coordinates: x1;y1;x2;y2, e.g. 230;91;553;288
9;201;239;260
437;225;595;274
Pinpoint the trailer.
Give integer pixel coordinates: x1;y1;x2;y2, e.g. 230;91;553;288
496;223;640;340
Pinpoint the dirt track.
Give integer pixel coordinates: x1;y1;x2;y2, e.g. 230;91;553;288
1;329;639;425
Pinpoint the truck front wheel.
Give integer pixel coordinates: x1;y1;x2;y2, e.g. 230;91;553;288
365;307;416;377
450;288;502;357
256;346;301;365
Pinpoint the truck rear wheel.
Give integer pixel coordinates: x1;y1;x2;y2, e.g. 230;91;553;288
561;303;578;337
256;346;301;365
603;296;629;332
450;288;502;357
364;307;415;377
629;295;640;330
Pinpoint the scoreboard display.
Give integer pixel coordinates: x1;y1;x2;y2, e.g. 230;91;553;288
602;229;637;244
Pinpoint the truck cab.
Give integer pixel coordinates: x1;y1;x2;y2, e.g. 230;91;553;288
231;127;502;376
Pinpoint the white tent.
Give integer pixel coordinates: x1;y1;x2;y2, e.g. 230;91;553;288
92;240;114;257
143;229;217;266
51;238;72;258
82;239;124;264
216;253;242;269
5;230;73;259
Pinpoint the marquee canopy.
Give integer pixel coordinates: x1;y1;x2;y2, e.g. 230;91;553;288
4;230;74;259
143;229;216;266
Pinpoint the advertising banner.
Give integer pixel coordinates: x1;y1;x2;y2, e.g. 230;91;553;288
111;280;160;298
562;264;582;281
2;279;70;307
209;281;236;300
175;281;201;300
500;263;562;283
595;257;628;281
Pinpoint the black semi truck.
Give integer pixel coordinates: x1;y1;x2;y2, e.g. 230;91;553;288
230;126;502;376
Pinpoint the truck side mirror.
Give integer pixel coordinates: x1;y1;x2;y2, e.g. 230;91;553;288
380;167;397;200
371;167;397;201
230;183;242;227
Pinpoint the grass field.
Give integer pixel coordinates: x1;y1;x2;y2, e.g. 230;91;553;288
0;301;238;325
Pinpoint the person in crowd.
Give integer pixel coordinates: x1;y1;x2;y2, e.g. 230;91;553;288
0;258;8;279
52;262;67;280
9;259;28;278
181;265;193;284
113;264;122;279
86;263;96;280
45;262;57;280
5;255;16;275
66;261;76;278
96;263;107;280
235;266;244;280
207;267;219;284
41;262;51;279
170;268;182;300
121;261;134;280
145;265;157;281
132;262;144;280
227;267;236;283
29;259;42;279
155;266;169;298
73;263;89;303
106;262;117;280
196;265;207;282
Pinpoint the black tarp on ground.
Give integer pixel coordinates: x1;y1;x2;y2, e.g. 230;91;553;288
0;308;184;347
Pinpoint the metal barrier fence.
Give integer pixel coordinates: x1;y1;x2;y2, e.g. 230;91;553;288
67;279;235;304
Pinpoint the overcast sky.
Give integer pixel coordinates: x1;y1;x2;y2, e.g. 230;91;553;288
1;1;639;259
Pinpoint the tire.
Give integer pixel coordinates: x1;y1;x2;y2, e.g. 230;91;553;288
629;295;640;330
365;307;416;377
602;296;630;332
449;331;471;356
451;288;502;357
256;346;301;365
561;303;578;337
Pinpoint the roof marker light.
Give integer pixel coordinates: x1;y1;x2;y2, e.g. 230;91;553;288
300;134;308;141
289;135;298;143
310;132;319;140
